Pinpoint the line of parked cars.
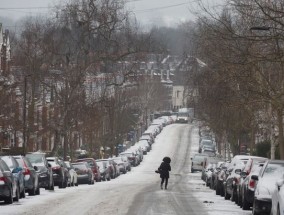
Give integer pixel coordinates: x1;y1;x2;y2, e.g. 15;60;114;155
196;148;284;215
0;114;176;205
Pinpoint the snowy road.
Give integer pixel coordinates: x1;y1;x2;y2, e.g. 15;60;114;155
1;124;252;215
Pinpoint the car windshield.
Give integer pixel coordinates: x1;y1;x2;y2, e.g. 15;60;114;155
193;156;205;162
202;141;213;146
26;154;44;165
263;163;284;177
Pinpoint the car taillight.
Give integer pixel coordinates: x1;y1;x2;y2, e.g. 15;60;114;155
0;176;7;183
24;168;31;176
52;166;60;170
249;179;255;189
234;178;239;184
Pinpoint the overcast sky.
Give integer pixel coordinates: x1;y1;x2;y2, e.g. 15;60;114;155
0;0;225;28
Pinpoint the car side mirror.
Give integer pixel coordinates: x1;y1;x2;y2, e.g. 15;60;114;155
34;166;38;171
48;163;51;168
240;171;247;178
251;175;258;181
191;157;192;160
276;179;284;191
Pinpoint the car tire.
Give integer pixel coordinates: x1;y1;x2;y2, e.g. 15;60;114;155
35;186;40;195
28;186;36;196
4;187;13;204
224;188;231;200
242;194;250;210
216;183;220;195
20;187;26;198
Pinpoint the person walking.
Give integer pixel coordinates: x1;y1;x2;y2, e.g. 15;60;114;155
158;156;171;190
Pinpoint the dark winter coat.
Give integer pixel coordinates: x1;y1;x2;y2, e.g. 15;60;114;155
158;161;171;179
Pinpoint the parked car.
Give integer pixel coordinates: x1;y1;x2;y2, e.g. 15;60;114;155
112;157;127;174
72;162;94;185
210;161;225;190
240;161;265;210
47;157;67;188
14;155;40;196
26;152;54;190
96;160;111;181
271;175;284;215
1;156;25;199
191;153;208;173
225;162;245;203
76;158;101;182
239;157;268;209
136;140;151;154
99;159;116;179
252;160;284;215
199;139;214;153
140;134;154;145
64;161;78;186
216;162;230;196
109;159;120;178
120;151;138;167
0;157;19;204
121;156;131;172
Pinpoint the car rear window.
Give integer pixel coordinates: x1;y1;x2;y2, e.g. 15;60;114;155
263;163;284;177
73;163;87;170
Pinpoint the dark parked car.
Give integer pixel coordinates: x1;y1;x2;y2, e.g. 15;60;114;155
72;162;94;185
47;157;68;188
252;160;284;215
76;158;101;182
238;157;268;208
240;161;265;210
1;156;25;199
96;160;111;181
26;152;54;190
14;155;40;196
0;158;19;204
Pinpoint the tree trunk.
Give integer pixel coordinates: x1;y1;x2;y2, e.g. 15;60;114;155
277;109;284;159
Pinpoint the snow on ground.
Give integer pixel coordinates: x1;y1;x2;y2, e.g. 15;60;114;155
0;124;252;215
189;126;251;215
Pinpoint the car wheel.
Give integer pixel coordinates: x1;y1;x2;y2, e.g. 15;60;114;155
28;186;36;196
216;182;220;195
224;188;230;200
35;186;40;195
252;200;260;215
75;182;78;186
14;185;20;202
242;194;250;210
20;187;26;198
191;168;194;173
4;187;13;204
277;205;281;215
